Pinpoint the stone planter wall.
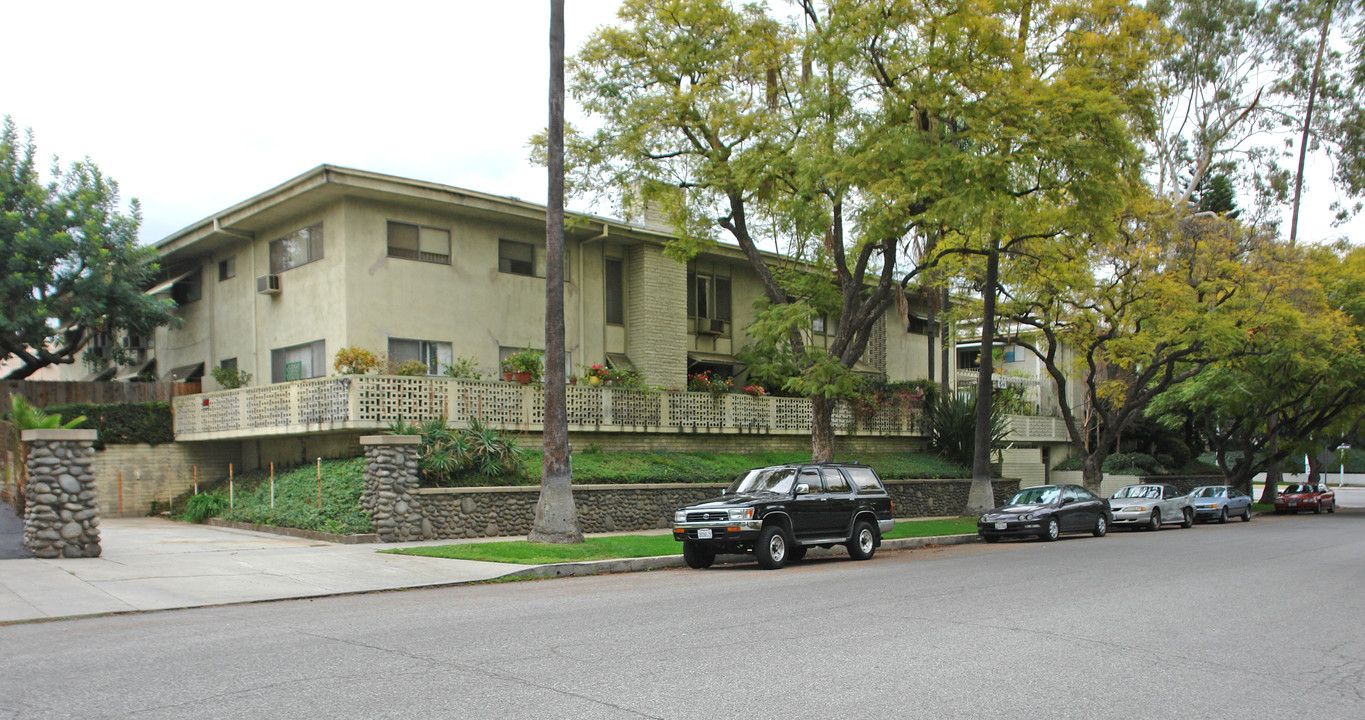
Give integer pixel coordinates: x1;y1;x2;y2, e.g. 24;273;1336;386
883;478;1020;517
22;429;101;558
392;477;1021;542
359;435;430;542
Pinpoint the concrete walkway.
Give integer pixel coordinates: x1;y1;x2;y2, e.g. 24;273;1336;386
0;518;533;623
0;515;982;624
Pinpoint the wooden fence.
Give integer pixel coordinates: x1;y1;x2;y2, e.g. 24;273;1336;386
1;380;201;410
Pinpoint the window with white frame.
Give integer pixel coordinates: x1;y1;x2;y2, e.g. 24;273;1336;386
388;338;452;375
269;223;324;274
387;221;451;264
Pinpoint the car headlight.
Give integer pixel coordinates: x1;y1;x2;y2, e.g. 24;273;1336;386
674;510;688;523
1019;513;1036;521
1127;506;1147;512
728;507;754;521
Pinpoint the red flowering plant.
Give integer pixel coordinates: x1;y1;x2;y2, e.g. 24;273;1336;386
742;384;767;397
584;364;610;382
688;370;734;398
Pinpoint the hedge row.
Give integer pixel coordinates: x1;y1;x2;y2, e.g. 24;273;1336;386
40;402;173;448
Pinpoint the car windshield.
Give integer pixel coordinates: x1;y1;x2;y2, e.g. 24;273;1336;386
727;467;797;495
1284;484;1315;494
1112;485;1160;499
1191;487;1225;498
1008;487;1060;505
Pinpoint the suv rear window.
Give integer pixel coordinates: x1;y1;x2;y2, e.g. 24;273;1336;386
845;467;882;493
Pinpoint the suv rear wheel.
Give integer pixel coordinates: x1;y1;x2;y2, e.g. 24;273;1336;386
847;521;877;561
756;525;789;569
682;541;715;569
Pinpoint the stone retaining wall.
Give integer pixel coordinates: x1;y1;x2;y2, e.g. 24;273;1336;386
22;429;101;558
398;477;1020;541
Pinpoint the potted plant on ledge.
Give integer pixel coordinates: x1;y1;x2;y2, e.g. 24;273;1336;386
505;348;543;384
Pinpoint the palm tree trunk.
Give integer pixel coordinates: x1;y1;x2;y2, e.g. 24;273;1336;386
529;0;582;544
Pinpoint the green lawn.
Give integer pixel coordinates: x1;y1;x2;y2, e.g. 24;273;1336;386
385;516;978;565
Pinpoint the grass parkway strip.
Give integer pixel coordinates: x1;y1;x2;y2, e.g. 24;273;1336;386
383;516;979;565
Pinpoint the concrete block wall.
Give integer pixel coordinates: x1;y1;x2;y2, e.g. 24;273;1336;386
238;433;364;472
94;441;241;517
627;244;687;389
1001;447;1048;488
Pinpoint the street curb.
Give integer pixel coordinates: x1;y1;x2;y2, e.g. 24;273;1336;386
505;533;980;579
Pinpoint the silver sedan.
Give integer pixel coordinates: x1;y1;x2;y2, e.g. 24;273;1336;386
1190;485;1253;523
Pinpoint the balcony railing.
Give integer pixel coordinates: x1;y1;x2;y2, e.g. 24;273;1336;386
173;376;1069;443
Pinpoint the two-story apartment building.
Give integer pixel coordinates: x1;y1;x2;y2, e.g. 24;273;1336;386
106;165;941;392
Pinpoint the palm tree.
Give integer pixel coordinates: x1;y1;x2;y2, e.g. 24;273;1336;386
529;0;583;543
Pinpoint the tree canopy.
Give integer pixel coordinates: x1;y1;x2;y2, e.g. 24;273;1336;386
1;117;174;379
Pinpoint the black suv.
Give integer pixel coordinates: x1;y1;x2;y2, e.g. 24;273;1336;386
672;463;895;570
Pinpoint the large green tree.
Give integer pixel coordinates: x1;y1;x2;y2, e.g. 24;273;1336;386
566;0;1161;476
1001;203;1287;492
1;117;173;379
1150;242;1365;496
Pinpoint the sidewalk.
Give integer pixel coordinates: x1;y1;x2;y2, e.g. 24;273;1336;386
0;518;534;624
0;516;980;624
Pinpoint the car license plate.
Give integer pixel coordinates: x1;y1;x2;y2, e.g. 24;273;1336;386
994;522;1007;530
697;528;713;539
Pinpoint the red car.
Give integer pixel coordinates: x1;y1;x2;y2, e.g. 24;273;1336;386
1274;483;1336;514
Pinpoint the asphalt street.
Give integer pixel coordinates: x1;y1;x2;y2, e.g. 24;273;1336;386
3;509;1362;719
0;501;28;560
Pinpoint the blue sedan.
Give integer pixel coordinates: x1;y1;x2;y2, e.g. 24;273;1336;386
1189;485;1253;523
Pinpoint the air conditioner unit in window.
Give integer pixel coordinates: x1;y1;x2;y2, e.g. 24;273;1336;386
696;317;724;335
257;274;281;295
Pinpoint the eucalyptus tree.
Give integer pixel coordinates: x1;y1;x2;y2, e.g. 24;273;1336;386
1271;0;1365;243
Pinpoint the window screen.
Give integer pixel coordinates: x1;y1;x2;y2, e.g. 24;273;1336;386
499;240;535;276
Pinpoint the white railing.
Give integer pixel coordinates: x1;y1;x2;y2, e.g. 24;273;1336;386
174;376;1070;443
174;376;929;441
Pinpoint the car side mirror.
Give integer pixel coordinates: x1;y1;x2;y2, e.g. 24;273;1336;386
794;483;810;495
1060;497;1075;506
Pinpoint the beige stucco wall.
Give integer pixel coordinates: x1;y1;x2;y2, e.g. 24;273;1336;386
150;184;952;392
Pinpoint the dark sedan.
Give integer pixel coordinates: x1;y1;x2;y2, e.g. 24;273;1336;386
978;484;1111;543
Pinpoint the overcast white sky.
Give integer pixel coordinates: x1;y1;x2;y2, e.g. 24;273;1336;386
3;1;1359;246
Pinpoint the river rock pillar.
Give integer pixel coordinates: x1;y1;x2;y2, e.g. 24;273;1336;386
360;435;430;543
22;429;101;559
